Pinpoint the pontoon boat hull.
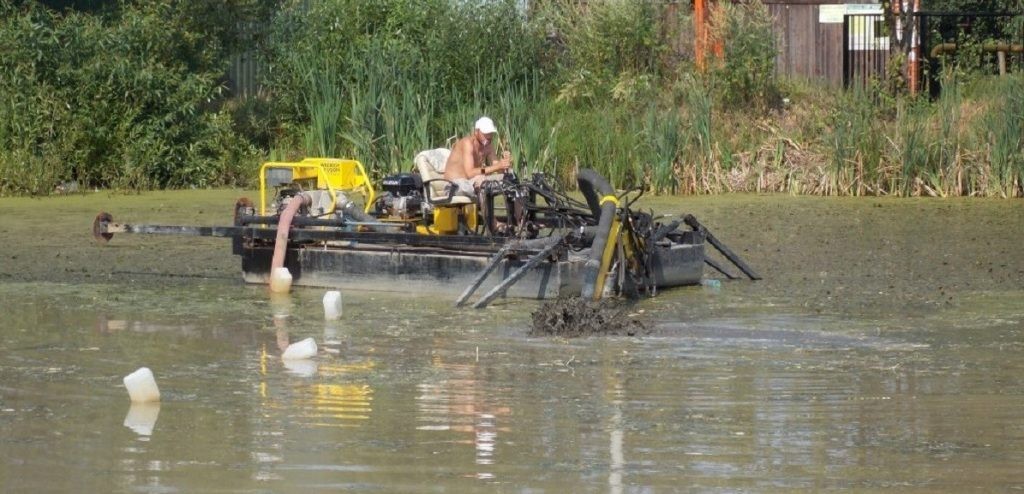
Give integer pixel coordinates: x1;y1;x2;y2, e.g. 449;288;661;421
240;234;704;299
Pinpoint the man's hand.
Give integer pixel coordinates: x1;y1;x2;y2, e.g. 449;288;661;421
496;151;512;171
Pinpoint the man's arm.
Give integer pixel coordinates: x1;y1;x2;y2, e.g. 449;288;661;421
485;146;512;171
484;144;512;175
460;144;508;178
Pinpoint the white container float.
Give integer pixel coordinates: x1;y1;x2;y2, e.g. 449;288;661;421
123;367;161;403
323;290;343;320
268;267;293;293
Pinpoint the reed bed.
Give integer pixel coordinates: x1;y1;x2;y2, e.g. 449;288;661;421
2;0;1021;198
266;0;1023;198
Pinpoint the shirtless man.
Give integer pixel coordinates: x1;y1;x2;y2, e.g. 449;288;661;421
443;116;512;196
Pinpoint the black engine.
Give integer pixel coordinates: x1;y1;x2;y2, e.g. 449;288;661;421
374;173;424;219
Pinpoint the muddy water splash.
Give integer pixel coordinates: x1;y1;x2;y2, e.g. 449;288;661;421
0;191;1022;491
530;297;647;337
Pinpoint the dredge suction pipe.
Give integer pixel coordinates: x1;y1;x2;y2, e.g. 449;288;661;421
271;193;313;273
578;169;618;300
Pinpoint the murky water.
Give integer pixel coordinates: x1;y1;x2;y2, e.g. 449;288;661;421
1;192;1023;492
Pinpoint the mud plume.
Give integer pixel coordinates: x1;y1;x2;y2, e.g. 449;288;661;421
530;297;648;337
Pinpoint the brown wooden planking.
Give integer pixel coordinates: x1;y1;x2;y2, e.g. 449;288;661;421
821;20;844;83
765;3;845;85
768;4;788;75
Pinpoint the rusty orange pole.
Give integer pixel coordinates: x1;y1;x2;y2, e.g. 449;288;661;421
695;0;708;71
694;0;724;71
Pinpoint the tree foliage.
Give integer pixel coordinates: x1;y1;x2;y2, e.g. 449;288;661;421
0;1;260;194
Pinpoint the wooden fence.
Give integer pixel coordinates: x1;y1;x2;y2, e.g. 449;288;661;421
766;0;847;85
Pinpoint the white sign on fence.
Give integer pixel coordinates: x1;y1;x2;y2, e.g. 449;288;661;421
819;3;884;23
820;4;890;51
819;5;847;23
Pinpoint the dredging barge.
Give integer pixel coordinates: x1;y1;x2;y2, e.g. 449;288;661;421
94;155;758;307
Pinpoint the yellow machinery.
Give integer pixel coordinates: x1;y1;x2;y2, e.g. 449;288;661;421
258;158;375;216
417;203;478;235
258;157;477;235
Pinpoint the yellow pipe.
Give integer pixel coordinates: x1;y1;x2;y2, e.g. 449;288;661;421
931;42;1024;58
592;218;622;300
592;194;622;300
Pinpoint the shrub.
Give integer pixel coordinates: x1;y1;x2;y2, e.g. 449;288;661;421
262;1;538;130
706;0;779;109
537;0;664;105
0;2;257;194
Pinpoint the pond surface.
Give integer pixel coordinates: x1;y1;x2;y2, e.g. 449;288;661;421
1;192;1022;492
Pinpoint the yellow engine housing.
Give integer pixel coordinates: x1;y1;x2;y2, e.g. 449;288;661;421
417;204;478;235
258;158;375;215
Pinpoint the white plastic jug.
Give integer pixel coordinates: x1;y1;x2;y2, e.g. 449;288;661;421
123;367;161;403
323;291;343;320
269;267;293;293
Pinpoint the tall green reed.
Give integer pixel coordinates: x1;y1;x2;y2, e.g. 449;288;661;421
929;70;963;196
985;75;1024;196
494;72;559;177
549;104;641;188
338;44;433;178
380;80;434;175
828;86;885;195
642;105;681;193
301;59;344;158
896;99;930;195
678;76;714;193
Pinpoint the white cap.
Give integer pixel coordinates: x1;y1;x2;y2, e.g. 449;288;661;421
474;117;497;135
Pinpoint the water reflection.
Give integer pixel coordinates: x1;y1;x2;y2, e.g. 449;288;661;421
122;402;160;437
96;315;199;335
3;279;1024;491
415;354;511;480
323;321;342;345
258;343;375;429
298;381;374;426
282;358;318;377
269;293;293;352
608;379;624;494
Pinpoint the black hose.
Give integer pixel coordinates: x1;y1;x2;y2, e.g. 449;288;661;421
577;169;617;299
576;169;606;218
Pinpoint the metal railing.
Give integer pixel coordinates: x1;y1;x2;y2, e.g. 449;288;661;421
843;11;1023;94
842;13;893;90
919;12;1023;97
